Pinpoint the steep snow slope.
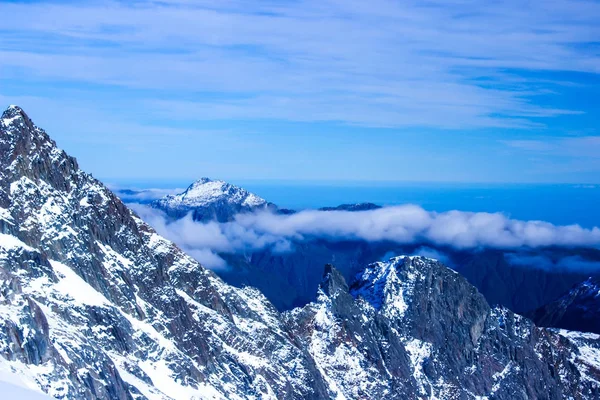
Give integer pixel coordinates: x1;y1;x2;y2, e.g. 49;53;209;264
0;362;53;399
0;105;329;399
1;105;599;399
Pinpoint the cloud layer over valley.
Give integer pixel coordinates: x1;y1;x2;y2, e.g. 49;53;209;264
130;204;600;271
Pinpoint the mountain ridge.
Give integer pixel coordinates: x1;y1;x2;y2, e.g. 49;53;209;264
0;105;331;398
529;276;600;334
150;177;273;222
145;176;600;314
1;105;600;399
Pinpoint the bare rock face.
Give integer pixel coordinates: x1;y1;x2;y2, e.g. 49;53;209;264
287;257;600;399
0;106;329;399
0;105;599;399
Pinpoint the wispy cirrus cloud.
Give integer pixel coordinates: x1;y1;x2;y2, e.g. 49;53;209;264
0;0;598;128
498;135;600;178
501;135;600;176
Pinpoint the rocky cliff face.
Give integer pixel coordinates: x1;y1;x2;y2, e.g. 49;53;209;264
150;178;272;222
0;106;330;399
1;105;599;399
287;256;600;399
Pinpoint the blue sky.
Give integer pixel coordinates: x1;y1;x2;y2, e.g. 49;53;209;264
1;0;599;183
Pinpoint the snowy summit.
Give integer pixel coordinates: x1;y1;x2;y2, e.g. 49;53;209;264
3;107;600;399
150;177;271;222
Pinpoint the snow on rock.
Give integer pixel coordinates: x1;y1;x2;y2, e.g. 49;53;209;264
558;330;600;386
0;106;328;399
151;178;270;222
288;256;600;399
1;106;600;399
350;256;426;320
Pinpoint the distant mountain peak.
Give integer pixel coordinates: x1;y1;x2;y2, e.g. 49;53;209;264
151;177;271;221
5;107;600;399
182;177;265;206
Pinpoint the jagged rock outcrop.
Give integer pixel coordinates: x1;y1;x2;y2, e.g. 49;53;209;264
0;105;330;399
287;256;600;399
150;178;273;222
1;105;599;399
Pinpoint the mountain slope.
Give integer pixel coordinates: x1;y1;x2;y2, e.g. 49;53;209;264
287;257;600;399
150;178;272;222
530;277;600;334
1;105;599;399
0;105;329;399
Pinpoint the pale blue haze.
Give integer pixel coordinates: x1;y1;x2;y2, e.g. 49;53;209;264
113;180;600;228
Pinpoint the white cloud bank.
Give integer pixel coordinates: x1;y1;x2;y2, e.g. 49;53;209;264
130;204;600;270
110;187;184;202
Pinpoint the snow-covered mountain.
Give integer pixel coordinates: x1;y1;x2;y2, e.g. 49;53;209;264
287;256;600;399
1;105;600;399
0;106;329;399
148;179;599;314
151;178;272;222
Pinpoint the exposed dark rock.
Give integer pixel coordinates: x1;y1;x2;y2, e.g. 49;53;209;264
287;258;600;399
1;105;599;399
529;276;600;334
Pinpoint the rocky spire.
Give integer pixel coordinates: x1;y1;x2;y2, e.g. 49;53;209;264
319;263;349;298
0;105;79;204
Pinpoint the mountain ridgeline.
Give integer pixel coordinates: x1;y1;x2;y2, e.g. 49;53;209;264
530;277;600;334
1;105;600;399
150;178;275;222
149;178;600;316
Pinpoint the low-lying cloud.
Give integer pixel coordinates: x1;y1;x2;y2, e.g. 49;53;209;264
112;187;183;203
130;204;600;270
